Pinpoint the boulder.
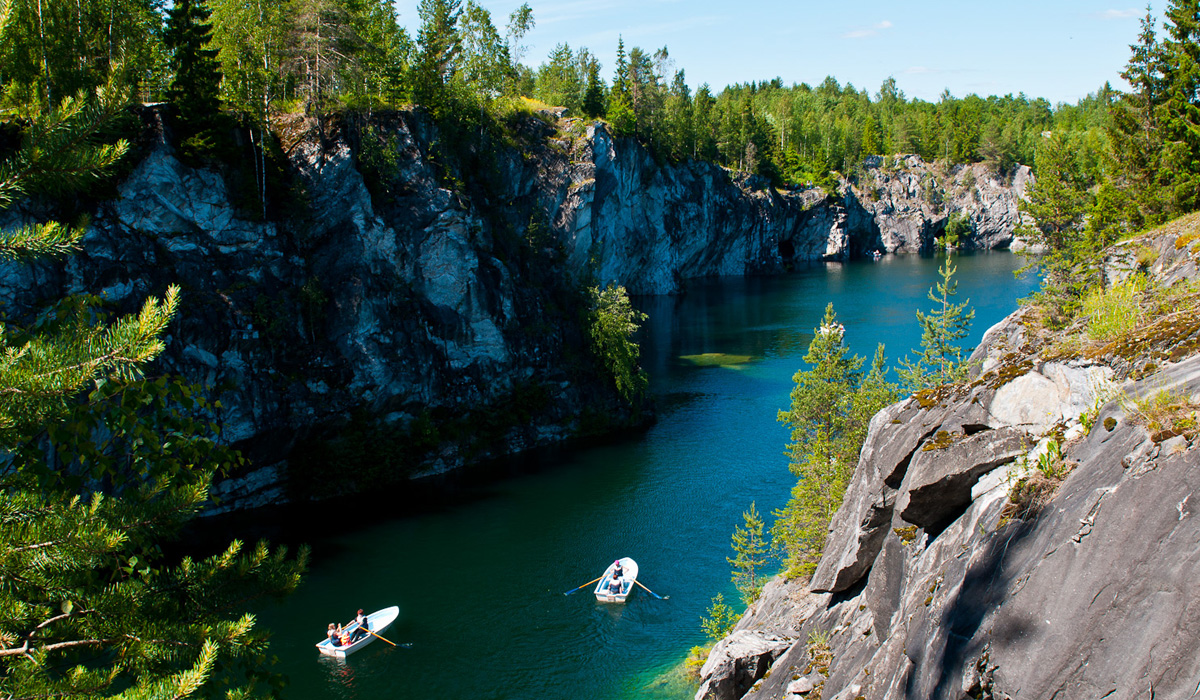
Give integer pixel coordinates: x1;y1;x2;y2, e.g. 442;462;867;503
694;631;795;700
989;362;1113;430
895;427;1029;529
786;676;815;695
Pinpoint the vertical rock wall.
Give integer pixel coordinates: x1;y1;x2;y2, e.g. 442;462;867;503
0;109;1032;512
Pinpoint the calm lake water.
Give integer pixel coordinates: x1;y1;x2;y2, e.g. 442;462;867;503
251;253;1037;700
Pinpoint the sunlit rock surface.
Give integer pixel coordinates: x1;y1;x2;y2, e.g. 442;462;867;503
699;224;1200;700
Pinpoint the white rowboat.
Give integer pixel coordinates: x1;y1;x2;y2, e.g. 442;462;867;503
594;557;638;603
315;605;399;657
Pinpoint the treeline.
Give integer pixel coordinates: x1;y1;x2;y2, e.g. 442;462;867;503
1;0;1116;189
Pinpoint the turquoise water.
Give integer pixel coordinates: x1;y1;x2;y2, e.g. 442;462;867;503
253;253;1037;700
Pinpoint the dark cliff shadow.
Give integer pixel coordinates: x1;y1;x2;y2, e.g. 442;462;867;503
921;515;1041;700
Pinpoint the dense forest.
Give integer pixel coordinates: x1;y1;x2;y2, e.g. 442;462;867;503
0;0;1114;190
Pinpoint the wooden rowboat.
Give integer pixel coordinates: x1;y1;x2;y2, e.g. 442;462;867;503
594;557;638;603
315;605;399;657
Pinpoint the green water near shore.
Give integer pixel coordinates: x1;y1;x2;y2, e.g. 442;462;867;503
253;253;1037;700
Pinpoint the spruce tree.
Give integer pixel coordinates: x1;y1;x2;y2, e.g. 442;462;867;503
163;0;222;133
1161;0;1200;213
1108;6;1168;228
582;57;605;118
413;0;463;112
1019;132;1093;322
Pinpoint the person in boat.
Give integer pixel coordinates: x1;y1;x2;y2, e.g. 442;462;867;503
352;609;369;641
327;623;342;647
612;560;624;579
608;576;623;594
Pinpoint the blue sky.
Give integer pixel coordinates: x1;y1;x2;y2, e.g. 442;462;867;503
391;0;1151;104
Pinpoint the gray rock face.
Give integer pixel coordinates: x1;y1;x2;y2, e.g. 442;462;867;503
846;155;1033;255
694;631;794;700
548;127;1029;294
0;109;1031;511
700;233;1200;700
895;426;1028;529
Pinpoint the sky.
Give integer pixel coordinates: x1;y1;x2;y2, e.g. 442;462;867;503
391;0;1152;105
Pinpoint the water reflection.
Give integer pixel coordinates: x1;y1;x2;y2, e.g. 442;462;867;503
316;655;357;694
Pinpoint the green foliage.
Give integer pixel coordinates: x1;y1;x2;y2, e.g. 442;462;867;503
1017;131;1098;326
939;212;970;249
1083;276;1144;341
772;305;898;579
0;0;163;108
727;502;769;606
586;283;648;405
164;0;222;135
898;256;975;393
700;593;738;641
1104;1;1200;233
1035;438;1070;480
0;68;305;700
1123;388;1199;440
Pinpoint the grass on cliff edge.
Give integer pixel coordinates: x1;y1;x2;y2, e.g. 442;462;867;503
1033;213;1200;377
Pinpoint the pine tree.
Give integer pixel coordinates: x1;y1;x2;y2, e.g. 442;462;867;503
0;49;305;699
898;256;975;393
285;0;363;114
163;0;222;132
772;305;897;578
0;88;176;435
728;502;769;605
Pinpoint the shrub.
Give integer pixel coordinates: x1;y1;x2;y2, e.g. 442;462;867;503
586;283;648;404
1083;277;1143;341
700;593;738;641
1124;389;1199;441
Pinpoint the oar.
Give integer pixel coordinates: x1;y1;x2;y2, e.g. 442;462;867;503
365;629;397;647
635;580;669;600
563;576;604;596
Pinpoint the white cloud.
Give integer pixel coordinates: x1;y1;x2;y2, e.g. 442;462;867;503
1099;8;1139;19
842;20;893;39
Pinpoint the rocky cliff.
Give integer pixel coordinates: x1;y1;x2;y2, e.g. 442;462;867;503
695;217;1200;700
0;107;1031;512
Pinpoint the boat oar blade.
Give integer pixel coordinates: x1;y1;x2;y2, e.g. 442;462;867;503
564;575;604;596
635;580;668;600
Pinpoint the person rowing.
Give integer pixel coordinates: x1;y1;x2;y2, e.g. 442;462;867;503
352;609;369;641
